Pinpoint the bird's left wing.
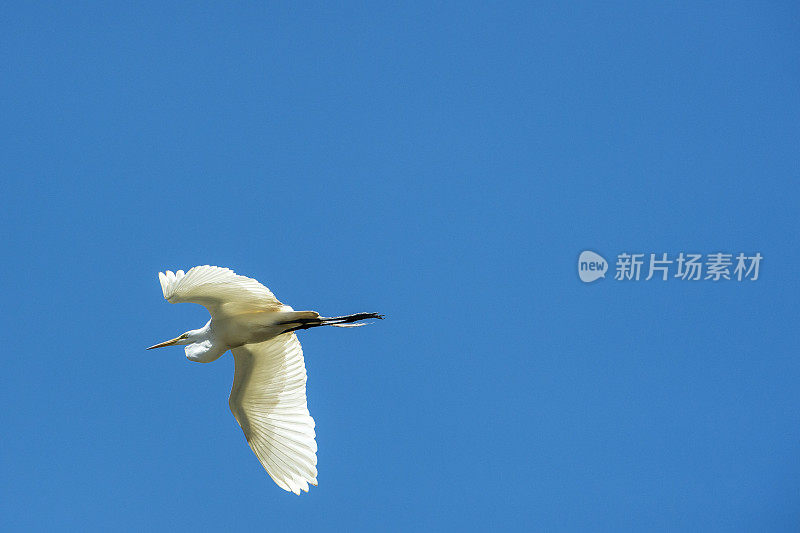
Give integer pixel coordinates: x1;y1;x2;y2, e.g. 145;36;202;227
158;265;283;318
229;333;318;494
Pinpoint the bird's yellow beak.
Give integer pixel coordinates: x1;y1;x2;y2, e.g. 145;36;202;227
147;336;183;350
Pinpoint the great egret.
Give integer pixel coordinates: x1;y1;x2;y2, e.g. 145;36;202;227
148;265;383;494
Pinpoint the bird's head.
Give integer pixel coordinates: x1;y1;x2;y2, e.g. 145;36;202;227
147;329;201;350
146;321;222;363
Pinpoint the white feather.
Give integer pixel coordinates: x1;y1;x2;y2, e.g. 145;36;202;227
158;265;282;318
229;333;318;493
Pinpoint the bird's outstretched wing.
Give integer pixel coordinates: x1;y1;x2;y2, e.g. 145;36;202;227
158;265;283;318
229;333;318;494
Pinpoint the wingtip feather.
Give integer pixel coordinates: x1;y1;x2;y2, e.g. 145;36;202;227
158;272;167;296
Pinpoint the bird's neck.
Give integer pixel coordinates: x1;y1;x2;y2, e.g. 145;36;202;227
185;321;225;363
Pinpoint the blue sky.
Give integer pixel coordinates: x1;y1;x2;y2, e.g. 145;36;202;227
2;2;799;531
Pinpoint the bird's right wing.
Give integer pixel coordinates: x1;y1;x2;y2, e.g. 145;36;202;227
158;265;283;318
229;333;318;494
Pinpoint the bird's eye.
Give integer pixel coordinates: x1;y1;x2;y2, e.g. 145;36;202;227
180;333;189;339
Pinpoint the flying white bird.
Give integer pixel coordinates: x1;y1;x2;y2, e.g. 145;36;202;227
148;265;383;494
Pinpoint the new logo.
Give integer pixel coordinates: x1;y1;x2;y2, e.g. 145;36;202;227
578;250;608;283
